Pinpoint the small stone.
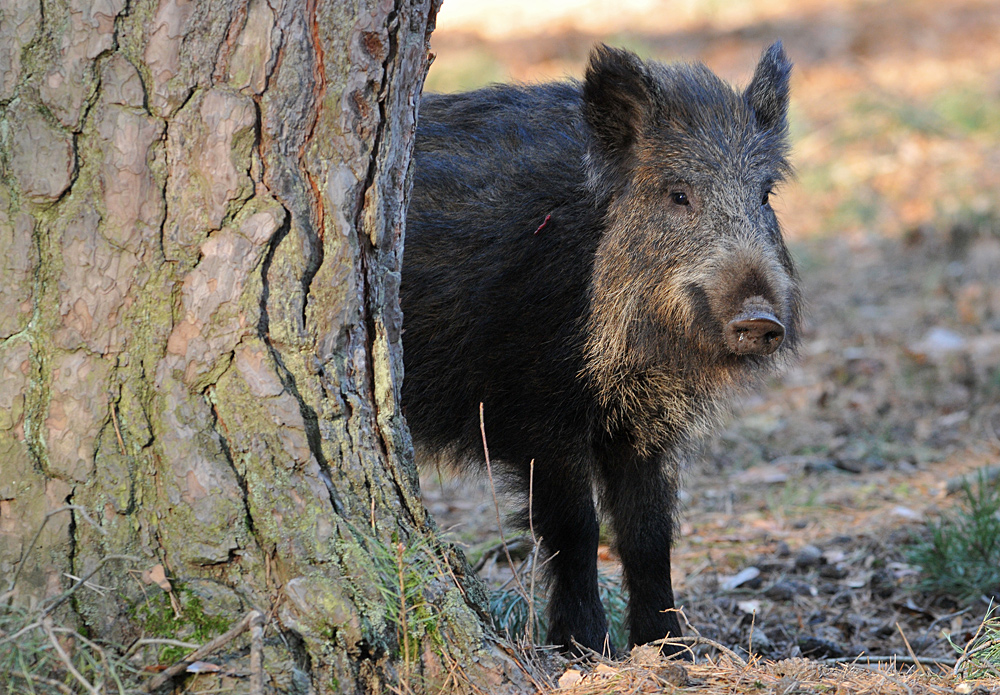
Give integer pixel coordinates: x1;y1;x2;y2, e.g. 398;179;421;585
834;458;865;474
794;545;823;569
865;456;887;471
869;568;896;598
819;565;849;580
803;457;837;474
891;505;922;521
720;566;762;591
765;580;817;601
765;582;793;601
911;327;966;358
748;628;773;653
797;635;844;659
653;662;687;685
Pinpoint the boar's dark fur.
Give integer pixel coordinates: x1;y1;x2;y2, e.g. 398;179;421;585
401;43;801;654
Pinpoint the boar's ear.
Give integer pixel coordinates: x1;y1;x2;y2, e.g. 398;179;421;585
745;41;791;131
583;45;654;160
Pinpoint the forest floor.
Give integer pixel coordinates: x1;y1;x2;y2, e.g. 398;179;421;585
420;0;1000;692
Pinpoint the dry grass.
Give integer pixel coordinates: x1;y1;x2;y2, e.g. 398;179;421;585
553;656;984;695
491;636;1000;695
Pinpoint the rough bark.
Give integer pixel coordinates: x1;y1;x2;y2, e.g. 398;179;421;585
0;1;511;692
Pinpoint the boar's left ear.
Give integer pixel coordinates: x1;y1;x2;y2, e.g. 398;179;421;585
583;45;654;161
745;41;791;131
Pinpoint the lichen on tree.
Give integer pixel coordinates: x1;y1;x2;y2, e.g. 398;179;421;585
0;0;511;692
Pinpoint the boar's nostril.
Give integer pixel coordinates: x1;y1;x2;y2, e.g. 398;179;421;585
726;313;785;356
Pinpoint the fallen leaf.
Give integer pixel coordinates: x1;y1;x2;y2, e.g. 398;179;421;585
558;669;582;689
142;564;172;592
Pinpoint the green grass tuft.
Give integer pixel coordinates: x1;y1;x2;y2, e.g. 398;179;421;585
133;586;231;664
907;472;1000;602
368;533;447;662
0;602;135;694
489;569;629;650
951;604;1000;679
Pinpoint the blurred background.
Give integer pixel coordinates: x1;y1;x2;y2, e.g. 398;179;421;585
420;0;1000;661
426;0;1000;240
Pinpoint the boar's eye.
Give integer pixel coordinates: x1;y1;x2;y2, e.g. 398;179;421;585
761;190;772;207
664;182;694;209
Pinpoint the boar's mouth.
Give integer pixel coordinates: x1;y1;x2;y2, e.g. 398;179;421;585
725;306;785;356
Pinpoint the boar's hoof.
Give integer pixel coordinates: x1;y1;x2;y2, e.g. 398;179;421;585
726;312;785;355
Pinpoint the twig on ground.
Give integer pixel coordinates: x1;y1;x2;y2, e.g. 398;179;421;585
495;638;552;692
61;571;111;597
144;609;262;692
0;619;41;647
432;544;468;600
447;654;491;695
125;638;201;659
678;608;703;638
954;636;1000;679
876;669;915;695
567;639;618;666
898;622;928;675
42;616;100;695
953;601;993;677
824;655;957;667
51;624;131;691
921;606;973;645
9;671;75;695
250;610;265;695
43;554;140;617
472;537;530;573
650;635;747;666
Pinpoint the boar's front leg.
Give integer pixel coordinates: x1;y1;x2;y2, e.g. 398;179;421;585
528;461;610;654
598;445;684;652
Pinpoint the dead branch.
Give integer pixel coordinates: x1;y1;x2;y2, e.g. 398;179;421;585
41;616;100;695
144;609;262;693
650;635;748;666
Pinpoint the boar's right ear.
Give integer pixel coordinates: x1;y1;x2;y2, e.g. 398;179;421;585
583;45;654;162
745;41;791;131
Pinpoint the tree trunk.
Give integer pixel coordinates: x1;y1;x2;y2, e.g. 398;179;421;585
0;1;512;692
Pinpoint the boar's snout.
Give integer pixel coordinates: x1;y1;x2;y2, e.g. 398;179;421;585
725;309;785;356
